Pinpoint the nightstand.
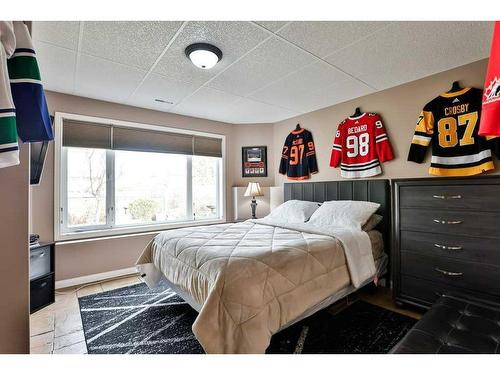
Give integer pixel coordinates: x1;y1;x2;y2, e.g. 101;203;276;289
30;241;55;313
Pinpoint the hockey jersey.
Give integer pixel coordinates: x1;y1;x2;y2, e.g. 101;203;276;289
8;21;53;142
408;87;500;176
0;21;19;169
279;128;318;180
330;113;394;178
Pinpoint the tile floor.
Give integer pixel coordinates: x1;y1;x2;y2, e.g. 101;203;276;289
29;276;422;354
29;275;143;354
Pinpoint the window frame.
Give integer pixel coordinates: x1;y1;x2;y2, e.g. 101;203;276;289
54;112;226;242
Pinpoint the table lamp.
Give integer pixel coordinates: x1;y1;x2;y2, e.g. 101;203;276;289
244;182;264;219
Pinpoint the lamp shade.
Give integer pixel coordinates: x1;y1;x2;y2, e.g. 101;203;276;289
244;182;263;197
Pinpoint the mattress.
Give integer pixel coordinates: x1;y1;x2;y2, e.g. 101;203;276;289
367;229;384;260
136;220;379;353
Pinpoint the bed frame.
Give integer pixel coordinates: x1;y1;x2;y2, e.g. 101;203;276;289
140;179;392;338
276;179;391;331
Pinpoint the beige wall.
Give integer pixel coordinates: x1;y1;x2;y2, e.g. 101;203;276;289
273;59;496;185
31;92;274;281
0;143;30;353
31;59;493;282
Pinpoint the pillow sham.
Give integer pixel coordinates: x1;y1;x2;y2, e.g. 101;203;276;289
361;214;383;231
264;200;321;223
307;200;380;230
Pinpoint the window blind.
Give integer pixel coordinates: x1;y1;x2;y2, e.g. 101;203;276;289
193;135;223;158
62;119;222;157
62;120;112;149
113;126;193;155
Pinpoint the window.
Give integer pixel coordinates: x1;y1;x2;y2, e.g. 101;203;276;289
192;155;221;220
114;151;188;225
66;148;107;228
55;113;225;240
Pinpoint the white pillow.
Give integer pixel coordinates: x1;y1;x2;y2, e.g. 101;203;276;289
265;200;321;223
307;200;380;230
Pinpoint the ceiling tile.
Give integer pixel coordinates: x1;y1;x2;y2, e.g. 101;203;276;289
153;21;269;86
128;73;200;111
32;21;80;50
326;21;493;90
207;36;317;97
33;21;495;125
34;41;76;94
223;98;299;124
254;21;290;32
277;21;391;58
75;54;146;102
81;21;183;70
172;87;242;122
296;78;374;114
249;61;350;110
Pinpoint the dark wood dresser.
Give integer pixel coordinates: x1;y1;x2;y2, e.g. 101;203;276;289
392;176;500;309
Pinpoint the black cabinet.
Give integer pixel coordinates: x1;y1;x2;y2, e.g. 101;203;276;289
392;177;500;309
30;242;55;313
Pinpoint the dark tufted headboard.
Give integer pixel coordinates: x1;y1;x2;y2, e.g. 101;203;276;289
283;179;391;264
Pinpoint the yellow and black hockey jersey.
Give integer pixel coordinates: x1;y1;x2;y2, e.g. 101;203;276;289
408;87;500;176
279;128;318;180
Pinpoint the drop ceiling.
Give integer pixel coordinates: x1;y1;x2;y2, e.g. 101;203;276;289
32;21;493;124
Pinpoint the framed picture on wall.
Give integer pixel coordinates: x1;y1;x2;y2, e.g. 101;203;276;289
242;146;267;178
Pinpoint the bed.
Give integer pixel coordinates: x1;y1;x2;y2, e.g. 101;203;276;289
136;179;391;354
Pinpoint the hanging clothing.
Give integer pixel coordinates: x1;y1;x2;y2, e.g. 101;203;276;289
479;21;500;136
330;112;394;178
8;21;53;142
279;128;318;180
0;21;19;168
408;87;500;176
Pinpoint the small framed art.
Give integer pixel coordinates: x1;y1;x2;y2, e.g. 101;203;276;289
242;146;267;178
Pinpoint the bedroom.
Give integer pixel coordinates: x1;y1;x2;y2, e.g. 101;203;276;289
1;0;499;371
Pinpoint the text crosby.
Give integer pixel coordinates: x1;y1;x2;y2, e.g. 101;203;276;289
444;103;470;116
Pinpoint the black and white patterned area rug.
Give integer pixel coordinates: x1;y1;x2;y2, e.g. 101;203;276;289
78;280;416;354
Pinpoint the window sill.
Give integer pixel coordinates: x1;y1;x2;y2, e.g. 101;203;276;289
56;218;227;243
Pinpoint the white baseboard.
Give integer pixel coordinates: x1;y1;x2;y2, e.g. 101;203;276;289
55;266;138;290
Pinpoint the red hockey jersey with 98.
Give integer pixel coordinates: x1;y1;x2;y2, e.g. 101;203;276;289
330;113;394;178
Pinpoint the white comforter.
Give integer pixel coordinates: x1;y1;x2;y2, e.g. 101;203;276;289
251;218;376;288
136;220;376;353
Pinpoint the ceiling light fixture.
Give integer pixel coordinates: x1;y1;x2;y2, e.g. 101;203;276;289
185;43;222;70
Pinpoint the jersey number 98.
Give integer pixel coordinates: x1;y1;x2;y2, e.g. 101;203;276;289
346;134;369;157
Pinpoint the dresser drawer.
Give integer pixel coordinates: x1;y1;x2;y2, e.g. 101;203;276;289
400;230;500;265
30;245;52;280
399;184;500;211
400;208;500;239
401;251;500;295
30;273;55;313
399;275;500;307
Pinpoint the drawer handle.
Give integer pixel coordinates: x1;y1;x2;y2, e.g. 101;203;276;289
30;252;46;259
435;267;463;277
434;243;463;250
433;194;462;200
433;219;463;225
